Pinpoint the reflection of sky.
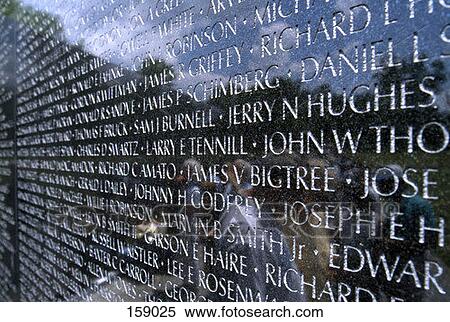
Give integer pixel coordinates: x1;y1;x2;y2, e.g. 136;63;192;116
19;0;450;103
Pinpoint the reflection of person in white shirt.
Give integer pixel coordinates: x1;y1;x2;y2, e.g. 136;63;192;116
213;159;306;302
176;158;203;207
219;159;257;231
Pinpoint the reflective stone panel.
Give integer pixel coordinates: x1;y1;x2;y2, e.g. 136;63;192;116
0;0;449;302
0;4;17;301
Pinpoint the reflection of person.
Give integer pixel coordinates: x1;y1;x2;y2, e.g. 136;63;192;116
176;158;203;207
377;164;436;301
210;158;306;301
329;159;383;300
218;159;256;229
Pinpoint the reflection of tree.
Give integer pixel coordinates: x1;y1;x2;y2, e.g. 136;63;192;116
141;58;173;78
0;0;19;17
209;59;448;156
1;0;62;36
373;60;447;117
